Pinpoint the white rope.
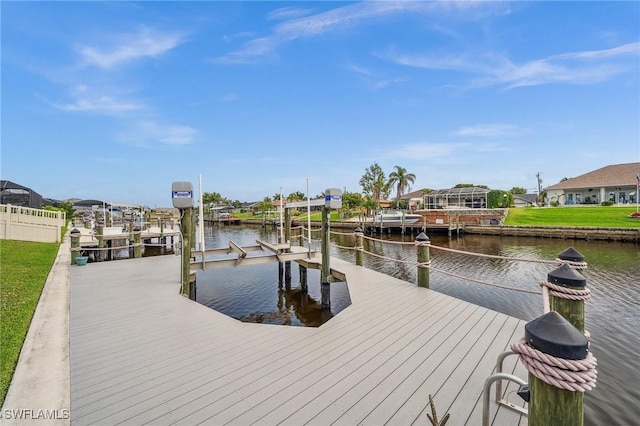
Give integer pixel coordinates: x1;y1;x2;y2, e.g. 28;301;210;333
511;338;597;392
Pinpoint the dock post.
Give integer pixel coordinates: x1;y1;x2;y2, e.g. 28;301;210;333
354;226;364;267
96;223;104;262
180;207;193;297
321;205;331;310
528;248;591;426
70;228;80;264
160;220;165;255
416;232;430;288
299;264;308;293
524;312;593;426
133;226;142;258
278;262;284;289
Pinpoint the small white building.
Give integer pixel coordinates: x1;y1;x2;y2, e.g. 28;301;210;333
546;162;639;206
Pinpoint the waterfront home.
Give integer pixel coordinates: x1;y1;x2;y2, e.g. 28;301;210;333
546;162;640;206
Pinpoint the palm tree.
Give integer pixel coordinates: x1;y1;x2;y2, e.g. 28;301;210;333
388;166;416;203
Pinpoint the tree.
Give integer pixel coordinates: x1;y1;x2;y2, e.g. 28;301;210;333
203;192;225;207
388;165;416;201
359;162;389;203
510;187;527;194
342;191;364;211
256;197;273;213
287;191;305;201
454;183;489;189
487;190;513;208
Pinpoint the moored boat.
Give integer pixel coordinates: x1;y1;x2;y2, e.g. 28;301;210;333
372;211;422;225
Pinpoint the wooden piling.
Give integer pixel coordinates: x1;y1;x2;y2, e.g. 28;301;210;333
416;232;430;288
355;226;364;267
529;249;588;426
299;264;308;292
133;226;142;258
70;229;80;264
321;206;331;310
180;207;193;297
94;223;104;262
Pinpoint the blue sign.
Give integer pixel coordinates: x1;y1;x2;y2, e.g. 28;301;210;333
325;195;342;201
172;191;193;198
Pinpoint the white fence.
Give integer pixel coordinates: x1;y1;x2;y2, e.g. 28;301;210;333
0;204;66;243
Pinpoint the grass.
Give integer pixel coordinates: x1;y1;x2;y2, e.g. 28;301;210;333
504;206;640;228
0;239;59;406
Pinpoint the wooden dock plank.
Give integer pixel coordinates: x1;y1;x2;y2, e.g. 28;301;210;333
69;254;528;426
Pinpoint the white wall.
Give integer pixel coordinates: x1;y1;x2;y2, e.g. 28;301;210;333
0;204;65;243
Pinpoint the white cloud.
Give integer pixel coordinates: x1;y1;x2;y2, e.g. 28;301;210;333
214;1;501;64
267;6;314;21
78;26;186;69
52;85;144;114
451;123;526;138
382;42;640;89
118;121;198;148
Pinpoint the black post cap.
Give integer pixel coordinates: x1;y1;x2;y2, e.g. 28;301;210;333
354;226;363;234
525;311;588;360
133;225;141;232
415;232;430;243
548;264;586;288
70;228;81;236
558;247;585;262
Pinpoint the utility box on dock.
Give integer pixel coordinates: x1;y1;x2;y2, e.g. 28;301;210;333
171;182;193;209
325;188;343;209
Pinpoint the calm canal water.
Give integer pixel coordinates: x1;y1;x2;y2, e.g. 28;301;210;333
197;223;639;426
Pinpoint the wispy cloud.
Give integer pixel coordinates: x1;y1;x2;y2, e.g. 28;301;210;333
346;62;406;90
52;85;144;114
382;42;640;89
213;1;499;64
77;26;186;69
267;6;314;21
118;121;198;148
451;123;526;138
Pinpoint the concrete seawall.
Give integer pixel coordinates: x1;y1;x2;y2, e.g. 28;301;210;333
464;225;640;243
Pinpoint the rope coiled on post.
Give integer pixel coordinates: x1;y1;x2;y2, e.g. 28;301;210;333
540;280;591;314
511;338;597;392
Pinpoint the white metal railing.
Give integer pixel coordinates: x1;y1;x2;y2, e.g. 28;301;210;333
0;204;66;243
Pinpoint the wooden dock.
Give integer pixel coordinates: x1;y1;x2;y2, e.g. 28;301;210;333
70;254;528;425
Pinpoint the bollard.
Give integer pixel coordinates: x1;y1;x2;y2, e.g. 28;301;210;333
521;312;593;426
95;223;104;262
354;226;364;267
416;232;430;288
160;220;165;255
70;228;81;264
547;263;587;333
133;226;142;258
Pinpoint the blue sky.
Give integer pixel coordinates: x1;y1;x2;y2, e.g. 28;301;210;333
2;1;639;207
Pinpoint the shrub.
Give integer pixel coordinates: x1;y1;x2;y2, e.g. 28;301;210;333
600;200;614;206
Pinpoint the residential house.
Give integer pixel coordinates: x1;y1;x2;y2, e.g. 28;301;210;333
546;162;640;206
512;193;538;207
0;180;43;208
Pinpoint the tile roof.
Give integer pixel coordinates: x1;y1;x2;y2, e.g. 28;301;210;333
547;162;640;190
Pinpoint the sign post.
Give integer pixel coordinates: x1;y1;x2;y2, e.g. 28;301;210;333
321;188;342;310
172;182;194;298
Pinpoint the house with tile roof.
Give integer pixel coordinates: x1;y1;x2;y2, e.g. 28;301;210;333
546;162;640;206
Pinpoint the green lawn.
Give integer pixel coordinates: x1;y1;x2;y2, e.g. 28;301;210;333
0;239;59;405
504;206;640;228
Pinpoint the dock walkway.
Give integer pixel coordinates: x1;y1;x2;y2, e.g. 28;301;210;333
70;255;528;425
